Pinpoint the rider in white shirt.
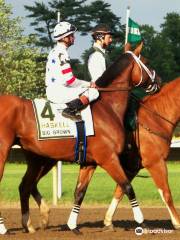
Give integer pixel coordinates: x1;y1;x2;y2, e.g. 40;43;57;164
87;24;113;82
45;21;99;120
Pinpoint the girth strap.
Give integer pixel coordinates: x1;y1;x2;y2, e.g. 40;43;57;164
74;120;87;166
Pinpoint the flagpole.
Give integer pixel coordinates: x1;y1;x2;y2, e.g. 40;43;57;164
52;8;62;205
125;6;130;44
57;10;63;200
57;11;61;23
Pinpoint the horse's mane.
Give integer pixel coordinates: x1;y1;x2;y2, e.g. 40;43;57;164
95;53;132;87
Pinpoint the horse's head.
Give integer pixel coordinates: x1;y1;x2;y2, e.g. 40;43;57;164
96;42;161;94
125;42;161;94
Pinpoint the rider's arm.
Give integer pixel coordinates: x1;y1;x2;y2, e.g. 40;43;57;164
60;54;90;88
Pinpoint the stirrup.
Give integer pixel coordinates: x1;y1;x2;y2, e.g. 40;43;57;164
62;108;81;121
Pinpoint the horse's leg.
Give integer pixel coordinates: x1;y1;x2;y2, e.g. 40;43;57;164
0;213;7;235
104;169;138;229
19;153;48;233
101;154;144;225
0;140;14;234
67;165;96;232
104;184;123;228
147;160;180;229
30;159;56;229
0;159;8;234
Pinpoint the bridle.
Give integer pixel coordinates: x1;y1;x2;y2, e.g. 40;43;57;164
126;51;159;94
96;51;159;93
126;51;156;86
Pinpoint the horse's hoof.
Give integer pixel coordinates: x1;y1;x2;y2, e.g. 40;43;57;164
5;230;15;235
22;227;36;234
29;228;36;234
102;224;115;232
0;229;13;235
173;224;180;230
71;228;82;235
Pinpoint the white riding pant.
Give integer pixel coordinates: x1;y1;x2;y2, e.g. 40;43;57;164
46;84;99;104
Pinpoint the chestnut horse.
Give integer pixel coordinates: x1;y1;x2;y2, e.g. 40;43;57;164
63;77;180;233
0;43;158;234
102;77;180;230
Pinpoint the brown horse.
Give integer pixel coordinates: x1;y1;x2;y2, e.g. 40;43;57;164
102;77;180;230
70;78;180;229
0;43;158;234
67;77;180;232
61;77;180;233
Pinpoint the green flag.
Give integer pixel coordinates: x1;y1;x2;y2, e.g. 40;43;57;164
128;18;141;43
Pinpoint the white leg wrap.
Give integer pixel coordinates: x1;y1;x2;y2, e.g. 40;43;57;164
104;198;119;226
0;218;7;235
130;199;144;224
67;205;80;230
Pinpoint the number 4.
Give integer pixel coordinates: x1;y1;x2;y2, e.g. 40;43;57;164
41;101;55;121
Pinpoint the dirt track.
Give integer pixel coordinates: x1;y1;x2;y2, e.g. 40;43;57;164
1;207;180;240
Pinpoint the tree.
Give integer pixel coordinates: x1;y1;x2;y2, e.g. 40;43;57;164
24;0;124;50
140;13;180;82
160;13;180;78
0;0;46;98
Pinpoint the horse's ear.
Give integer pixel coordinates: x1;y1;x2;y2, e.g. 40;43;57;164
133;42;143;56
124;42;131;52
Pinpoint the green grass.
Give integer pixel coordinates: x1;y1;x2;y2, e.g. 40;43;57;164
0;162;180;206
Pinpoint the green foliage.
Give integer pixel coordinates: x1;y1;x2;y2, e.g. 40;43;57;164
24;0;124;49
139;12;180;82
0;0;46;98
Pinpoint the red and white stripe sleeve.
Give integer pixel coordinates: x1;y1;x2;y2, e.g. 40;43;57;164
61;61;77;86
61;64;90;88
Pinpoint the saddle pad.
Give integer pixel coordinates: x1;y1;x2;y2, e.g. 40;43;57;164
32;99;94;140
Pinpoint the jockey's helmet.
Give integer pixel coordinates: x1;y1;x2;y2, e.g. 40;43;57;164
91;24;112;40
53;21;77;41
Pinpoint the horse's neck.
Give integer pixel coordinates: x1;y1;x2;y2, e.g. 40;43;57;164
164;87;180;126
100;74;130;121
145;83;180;134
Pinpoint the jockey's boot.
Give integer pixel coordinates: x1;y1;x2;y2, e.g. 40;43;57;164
62;96;89;121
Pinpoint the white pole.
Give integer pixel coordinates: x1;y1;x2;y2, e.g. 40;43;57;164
52;165;58;205
57;11;61;23
57;161;62;198
125;6;130;44
52;10;62;205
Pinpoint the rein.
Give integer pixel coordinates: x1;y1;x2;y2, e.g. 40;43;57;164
132;94;175;127
97;87;131;92
137;121;171;144
131;93;174;144
95;51;157;93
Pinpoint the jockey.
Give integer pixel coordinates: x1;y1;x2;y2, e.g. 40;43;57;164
87;24;113;82
45;21;99;120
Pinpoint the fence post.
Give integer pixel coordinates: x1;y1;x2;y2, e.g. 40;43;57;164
52;165;58;205
57;161;62;198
